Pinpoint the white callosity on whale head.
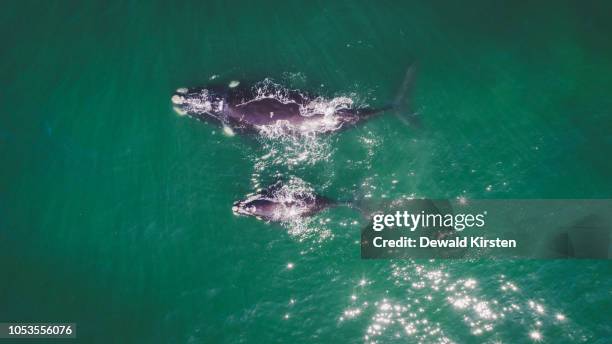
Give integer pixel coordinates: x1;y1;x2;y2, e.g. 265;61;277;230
171;88;190;115
201;101;213;111
173;106;188;116
232;193;263;216
232;203;254;216
174;88;215;114
171;94;185;105
222;125;235;137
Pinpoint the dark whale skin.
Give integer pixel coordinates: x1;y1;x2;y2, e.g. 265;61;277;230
171;82;389;135
232;181;335;222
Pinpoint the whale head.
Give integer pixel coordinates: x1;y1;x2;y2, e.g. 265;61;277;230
232;198;280;221
171;87;225;119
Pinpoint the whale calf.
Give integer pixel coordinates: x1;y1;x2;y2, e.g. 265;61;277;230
232;180;335;222
171;70;415;136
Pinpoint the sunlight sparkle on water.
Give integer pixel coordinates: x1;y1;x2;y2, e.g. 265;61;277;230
457;196;468;205
339;266;570;343
529;330;542;341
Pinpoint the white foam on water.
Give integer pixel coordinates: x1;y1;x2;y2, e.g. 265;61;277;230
246;79;371;179
245;79;369;136
251;176;332;243
234;77;376;243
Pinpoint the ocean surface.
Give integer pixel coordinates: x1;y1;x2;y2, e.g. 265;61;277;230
1;1;611;343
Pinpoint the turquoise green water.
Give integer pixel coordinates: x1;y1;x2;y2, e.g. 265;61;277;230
1;1;611;343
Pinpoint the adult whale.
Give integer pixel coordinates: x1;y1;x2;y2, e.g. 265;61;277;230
171;68;416;136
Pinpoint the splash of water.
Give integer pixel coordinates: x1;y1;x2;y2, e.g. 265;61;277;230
259;176;333;242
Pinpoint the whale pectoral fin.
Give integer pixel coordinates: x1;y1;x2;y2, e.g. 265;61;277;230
392;64;421;128
393;64;416;108
396;111;422;128
352;64;419;127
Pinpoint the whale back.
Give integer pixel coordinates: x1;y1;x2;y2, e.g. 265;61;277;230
230;98;304;126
